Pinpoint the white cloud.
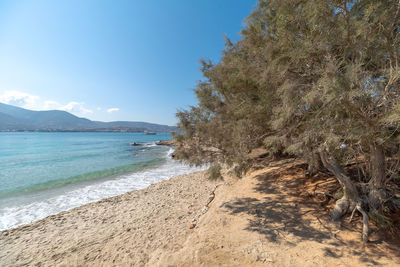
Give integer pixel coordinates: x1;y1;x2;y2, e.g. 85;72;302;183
0;90;40;109
59;102;93;114
107;107;120;113
0;90;95;117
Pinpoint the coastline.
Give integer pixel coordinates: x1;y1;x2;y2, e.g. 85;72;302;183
1;158;399;266
0;143;202;231
0;170;216;266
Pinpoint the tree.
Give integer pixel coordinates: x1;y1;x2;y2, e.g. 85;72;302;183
176;0;400;242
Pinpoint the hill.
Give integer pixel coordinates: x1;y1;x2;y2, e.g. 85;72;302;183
0;102;176;132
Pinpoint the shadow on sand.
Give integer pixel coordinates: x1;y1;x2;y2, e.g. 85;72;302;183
222;158;398;264
223;159;331;243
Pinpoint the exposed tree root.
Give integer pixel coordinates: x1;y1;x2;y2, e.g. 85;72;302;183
320;150;369;242
356;201;369;243
332;197;351;221
189;184;223;229
349;206;357;223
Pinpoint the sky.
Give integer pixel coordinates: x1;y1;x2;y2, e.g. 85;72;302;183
0;0;257;125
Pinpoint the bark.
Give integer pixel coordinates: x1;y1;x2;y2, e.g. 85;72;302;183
331;198;351;221
320;150;369;242
369;143;385;187
356;201;369;243
319;151;359;201
368;143;387;211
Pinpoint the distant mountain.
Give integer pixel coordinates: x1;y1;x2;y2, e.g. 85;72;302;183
0;102;177;132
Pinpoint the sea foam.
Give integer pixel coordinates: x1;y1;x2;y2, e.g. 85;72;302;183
0;148;205;230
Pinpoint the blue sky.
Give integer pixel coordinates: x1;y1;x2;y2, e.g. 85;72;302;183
0;0;256;125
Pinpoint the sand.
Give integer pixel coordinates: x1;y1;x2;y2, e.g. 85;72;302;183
0;171;216;266
156;159;400;266
1;159;399;266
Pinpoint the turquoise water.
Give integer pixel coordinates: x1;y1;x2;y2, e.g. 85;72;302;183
0;132;204;230
0;132;170;198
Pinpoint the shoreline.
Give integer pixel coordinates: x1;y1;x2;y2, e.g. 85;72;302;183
0;170;216;266
1;158;399;266
0;168;208;234
0;147;205;231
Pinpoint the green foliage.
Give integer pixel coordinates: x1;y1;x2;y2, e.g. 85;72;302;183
230;162;250;178
208;164;223;181
175;0;400;205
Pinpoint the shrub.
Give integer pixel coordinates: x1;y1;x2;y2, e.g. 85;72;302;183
208;164;223;181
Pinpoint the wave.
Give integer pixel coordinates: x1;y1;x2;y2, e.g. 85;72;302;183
0;158;165;199
143;141;157;147
0;149;206;230
130;141;157;148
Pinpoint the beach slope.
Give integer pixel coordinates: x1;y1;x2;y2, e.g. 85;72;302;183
0;171;215;266
1;159;399;266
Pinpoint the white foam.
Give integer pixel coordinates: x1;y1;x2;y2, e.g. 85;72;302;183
0;150;206;231
143;141;157;147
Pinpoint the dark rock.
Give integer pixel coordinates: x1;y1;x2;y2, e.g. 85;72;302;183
156;140;175;146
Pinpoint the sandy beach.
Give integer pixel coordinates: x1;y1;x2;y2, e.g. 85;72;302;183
1;158;400;266
0;171;216;266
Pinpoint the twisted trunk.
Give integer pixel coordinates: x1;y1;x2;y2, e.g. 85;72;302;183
319;150;369;243
320;151;359;219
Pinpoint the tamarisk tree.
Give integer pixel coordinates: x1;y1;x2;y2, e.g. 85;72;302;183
176;0;400;242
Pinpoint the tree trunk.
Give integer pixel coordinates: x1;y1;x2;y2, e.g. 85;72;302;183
368;143;387;211
319;150;359;219
319;150;369;243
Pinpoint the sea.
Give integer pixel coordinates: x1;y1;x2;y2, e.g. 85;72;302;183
0;132;204;230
